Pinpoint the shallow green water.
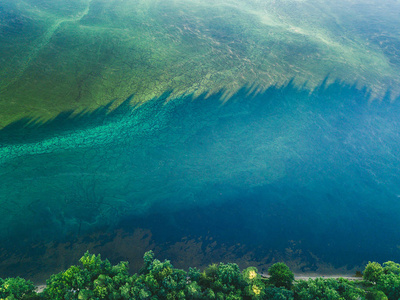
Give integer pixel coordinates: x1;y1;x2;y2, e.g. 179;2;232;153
1;0;399;126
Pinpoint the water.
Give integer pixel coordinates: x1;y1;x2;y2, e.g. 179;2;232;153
1;81;400;281
1;0;400;283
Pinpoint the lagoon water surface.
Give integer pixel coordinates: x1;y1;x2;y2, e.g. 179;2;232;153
1;0;400;282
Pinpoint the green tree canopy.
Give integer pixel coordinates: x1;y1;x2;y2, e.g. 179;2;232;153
364;262;384;284
268;262;294;290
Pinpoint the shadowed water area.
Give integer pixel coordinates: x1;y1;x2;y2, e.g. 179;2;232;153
1;81;400;282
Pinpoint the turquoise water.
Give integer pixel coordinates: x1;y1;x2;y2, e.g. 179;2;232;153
1;0;400;282
1;81;400;279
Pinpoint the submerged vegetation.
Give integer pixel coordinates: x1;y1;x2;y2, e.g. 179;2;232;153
1;252;400;299
1;0;400;127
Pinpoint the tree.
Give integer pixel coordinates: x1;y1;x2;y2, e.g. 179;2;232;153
268;262;294;289
293;278;365;300
243;267;259;282
365;289;388;300
43;251;130;300
132;251;188;299
264;286;294;300
217;263;243;288
0;277;37;300
383;261;400;275
376;273;400;300
364;262;384;284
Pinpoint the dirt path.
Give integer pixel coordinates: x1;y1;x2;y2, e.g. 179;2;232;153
294;275;362;281
261;274;362;281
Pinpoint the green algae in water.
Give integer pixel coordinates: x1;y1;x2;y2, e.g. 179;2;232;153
0;0;399;127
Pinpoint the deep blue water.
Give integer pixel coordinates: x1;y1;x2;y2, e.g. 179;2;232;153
1;80;400;280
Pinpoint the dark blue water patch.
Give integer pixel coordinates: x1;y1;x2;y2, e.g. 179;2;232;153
1;79;400;279
116;178;400;270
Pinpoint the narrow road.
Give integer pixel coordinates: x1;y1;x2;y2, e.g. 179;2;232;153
261;273;362;281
